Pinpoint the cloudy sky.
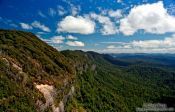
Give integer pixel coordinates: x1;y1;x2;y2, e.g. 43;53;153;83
1;0;175;53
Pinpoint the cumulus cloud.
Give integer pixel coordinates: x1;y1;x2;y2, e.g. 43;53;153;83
20;23;33;30
57;16;95;34
119;1;175;36
66;35;78;40
41;35;82;46
66;41;85;47
104;34;175;53
108;9;122;18
90;13;118;35
50;36;65;44
32;21;51;32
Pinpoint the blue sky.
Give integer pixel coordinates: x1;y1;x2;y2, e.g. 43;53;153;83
1;0;175;53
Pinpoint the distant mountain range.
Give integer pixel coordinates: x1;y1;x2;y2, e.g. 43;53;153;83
104;53;175;67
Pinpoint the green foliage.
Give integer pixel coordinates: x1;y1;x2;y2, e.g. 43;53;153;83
64;51;175;112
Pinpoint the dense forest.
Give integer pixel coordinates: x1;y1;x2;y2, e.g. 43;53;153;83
63;51;175;111
0;30;174;112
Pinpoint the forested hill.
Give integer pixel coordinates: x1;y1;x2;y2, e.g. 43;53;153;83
0;30;175;112
0;30;75;111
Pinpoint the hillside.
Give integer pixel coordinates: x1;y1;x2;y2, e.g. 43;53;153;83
0;30;175;112
0;30;75;112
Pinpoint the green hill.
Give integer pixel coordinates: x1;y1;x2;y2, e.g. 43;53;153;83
0;30;75;111
0;30;174;112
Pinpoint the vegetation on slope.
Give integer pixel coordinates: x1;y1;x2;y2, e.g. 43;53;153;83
63;51;175;111
0;30;75;111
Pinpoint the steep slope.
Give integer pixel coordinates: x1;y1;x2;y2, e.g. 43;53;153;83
0;30;75;111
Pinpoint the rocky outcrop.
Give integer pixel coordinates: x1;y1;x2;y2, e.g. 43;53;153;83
35;84;75;112
1;56;28;85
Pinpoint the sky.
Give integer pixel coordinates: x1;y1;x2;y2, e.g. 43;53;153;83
1;0;175;53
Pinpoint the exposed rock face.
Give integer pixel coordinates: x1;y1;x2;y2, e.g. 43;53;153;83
35;84;58;112
36;84;55;106
1;57;28;85
35;84;75;112
1;56;75;112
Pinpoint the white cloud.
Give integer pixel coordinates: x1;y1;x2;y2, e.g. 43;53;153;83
51;36;65;44
67;35;78;40
57;16;95;34
32;21;51;32
66;41;85;47
48;8;57;16
38;11;47;18
57;6;66;16
90;13;118;35
120;1;175;36
41;35;82;46
104;34;175;53
131;35;175;49
107;45;116;49
20;23;33;30
108;9;122;18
